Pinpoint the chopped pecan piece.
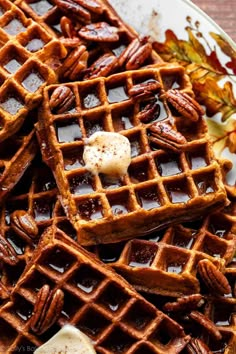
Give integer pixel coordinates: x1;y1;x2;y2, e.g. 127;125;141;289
60;46;88;81
79;22;119;42
118;36;152;70
11;210;38;244
128;80;161;100
30;285;64;335
49;86;75;114
198;259;231;295
189;311;222;340
0;235;18;265
60;16;77;38
163;294;204;313
186;338;212;354
83;53;118;79
165;89;204;122
55;0;102;24
138;100;160;123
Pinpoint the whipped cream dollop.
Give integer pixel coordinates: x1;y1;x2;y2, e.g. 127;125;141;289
83;131;131;176
34;325;96;354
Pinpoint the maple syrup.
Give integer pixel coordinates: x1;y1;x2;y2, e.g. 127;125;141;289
107;84;128;103
3;18;26;36
29;0;53;16
136;186;161;210
0;95;24;115
128;242;158;267
69;173;95;195
77;198;103;220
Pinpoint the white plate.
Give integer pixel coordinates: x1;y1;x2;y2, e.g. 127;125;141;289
109;0;236;188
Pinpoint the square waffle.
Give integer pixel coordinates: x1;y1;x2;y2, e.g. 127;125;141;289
142;257;236;353
37;63;227;245
0;225;190;353
12;0;163;81
0;0;67;141
94;197;236;297
0;157;75;300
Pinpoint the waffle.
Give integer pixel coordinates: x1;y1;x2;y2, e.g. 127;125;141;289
142;257;236;354
0;157;75;300
37;64;227;245
0;224;190;353
13;0;162;81
0;0;67;141
0;111;38;203
93;197;236;297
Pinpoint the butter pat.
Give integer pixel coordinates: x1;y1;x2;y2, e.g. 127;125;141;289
34;325;96;354
83;131;131;176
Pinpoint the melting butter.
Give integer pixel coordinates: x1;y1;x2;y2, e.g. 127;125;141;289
34;325;96;354
83;131;131;176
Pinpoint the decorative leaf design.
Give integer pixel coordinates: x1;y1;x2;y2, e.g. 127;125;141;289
193;78;236;121
154;17;236;124
207;118;236;155
210;32;236;75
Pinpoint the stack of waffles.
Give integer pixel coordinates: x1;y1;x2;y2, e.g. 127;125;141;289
0;0;234;353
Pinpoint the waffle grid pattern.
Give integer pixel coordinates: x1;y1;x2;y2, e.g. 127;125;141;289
38;64;227;245
0;161;76;298
94;205;236;297
13;0;162;79
0;0;66;141
0;227;189;353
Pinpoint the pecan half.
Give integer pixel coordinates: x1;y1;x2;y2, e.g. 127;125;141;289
163;294;204;313
78;22;119;42
0;235;18;265
83;53;118;79
10;210;38;244
60;46;88;81
30;285;64;335
186;338;212;354
198;259;231;295
149;121;187;152
138;100;160;123
118;36;152;70
189;311;222;340
128;80;161;100
55;0;102;24
49;86;75;114
165;89;204;122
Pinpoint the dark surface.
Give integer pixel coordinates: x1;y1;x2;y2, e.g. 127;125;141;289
192;0;236;43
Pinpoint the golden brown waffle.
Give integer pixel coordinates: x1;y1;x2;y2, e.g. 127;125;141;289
37;64;227;245
0;225;190;353
0;157;75;300
94;198;236;297
0;111;38;203
13;0;162;81
0;0;67;141
142;256;236;354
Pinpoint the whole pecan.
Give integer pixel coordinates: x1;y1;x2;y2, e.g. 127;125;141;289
163;294;204;313
78;22;119;42
11;210;38;244
55;0;102;24
60;46;88;81
83;53;118;79
0;235;18;265
186;338;212;354
118;36;152;70
165;89;204;122
30;285;64;335
49;86;75;114
197;259;231;295
189;311;222;341
128;80;161;100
